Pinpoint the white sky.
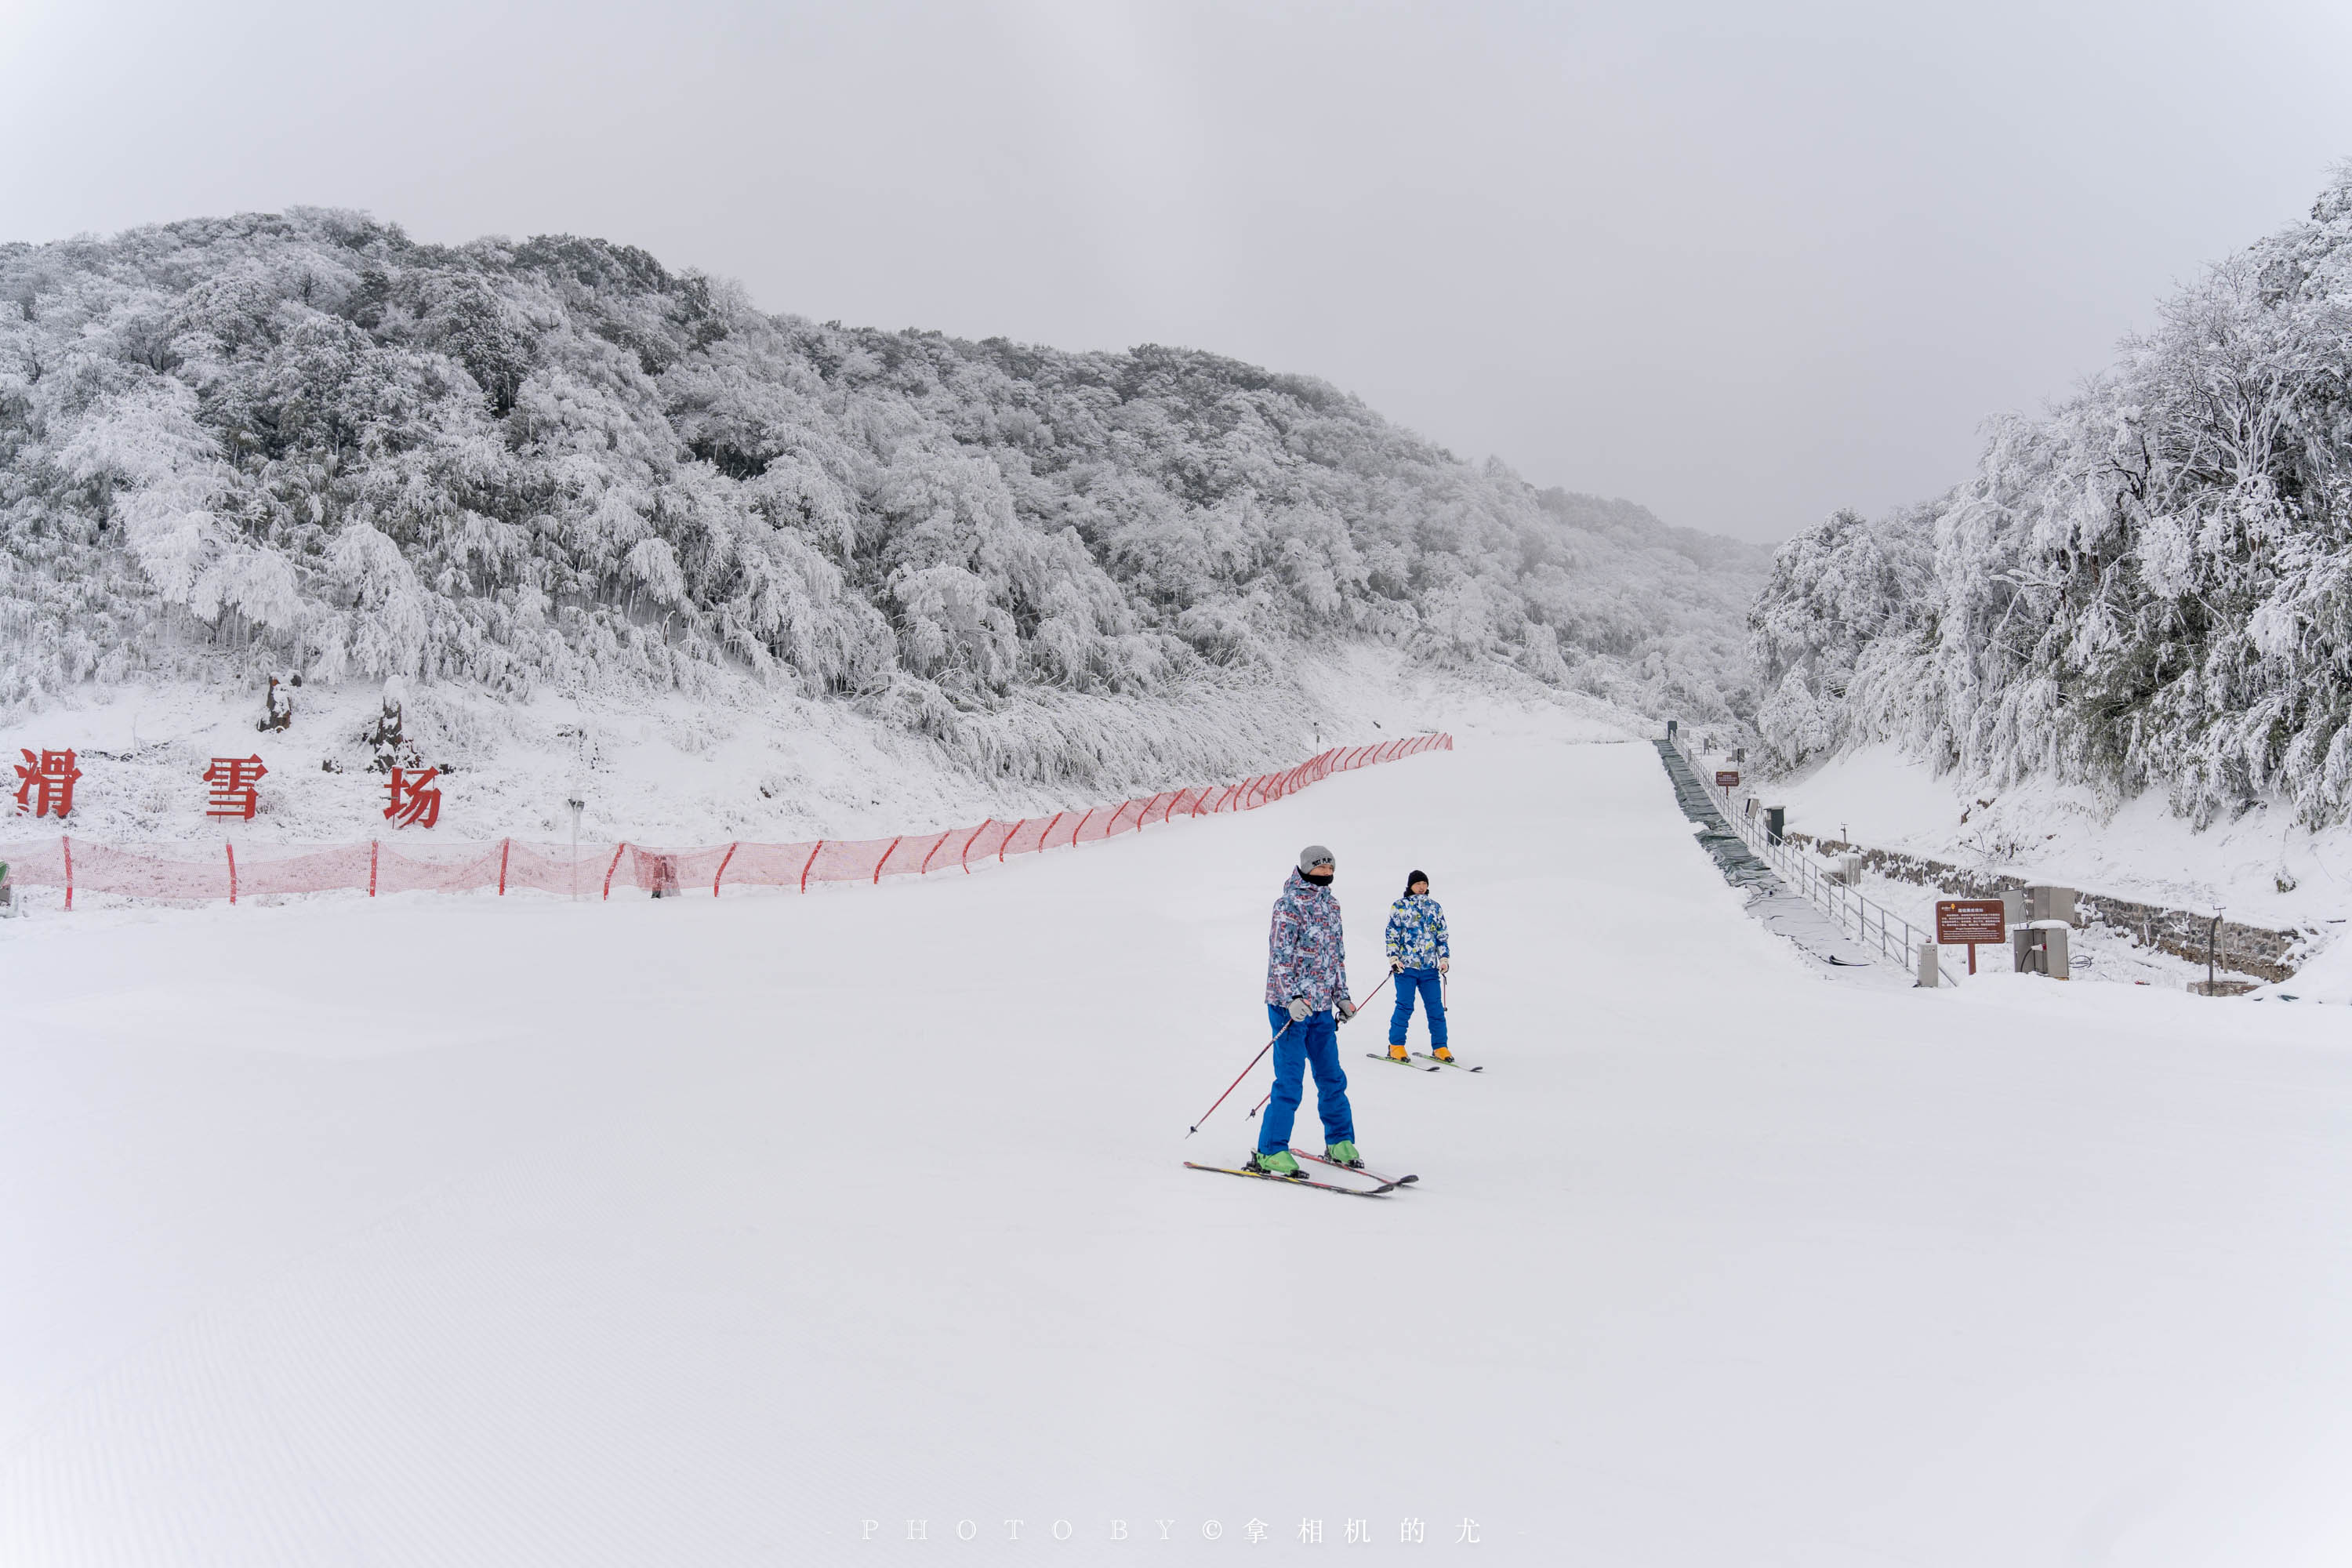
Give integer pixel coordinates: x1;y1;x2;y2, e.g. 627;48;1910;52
5;0;2349;543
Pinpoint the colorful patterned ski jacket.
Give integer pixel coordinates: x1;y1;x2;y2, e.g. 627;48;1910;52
1266;868;1349;1011
1385;893;1450;970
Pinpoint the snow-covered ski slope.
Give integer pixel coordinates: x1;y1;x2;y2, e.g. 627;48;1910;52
5;723;2351;1564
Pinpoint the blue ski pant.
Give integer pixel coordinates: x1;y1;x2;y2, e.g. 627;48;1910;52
1388;967;1447;1049
1258;1004;1356;1156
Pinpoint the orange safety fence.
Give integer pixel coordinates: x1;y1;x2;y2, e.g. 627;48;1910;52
0;733;1451;909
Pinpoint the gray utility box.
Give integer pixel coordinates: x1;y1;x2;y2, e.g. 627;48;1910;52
2025;884;2078;925
1763;806;1786;844
2013;920;2071;979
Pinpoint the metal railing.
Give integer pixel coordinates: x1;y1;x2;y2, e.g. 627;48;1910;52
1670;733;1952;982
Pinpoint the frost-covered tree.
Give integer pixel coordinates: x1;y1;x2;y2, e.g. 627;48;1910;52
2;210;1769;779
1749;164;2352;824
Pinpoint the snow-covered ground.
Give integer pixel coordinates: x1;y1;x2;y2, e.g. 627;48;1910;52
1704;742;2352;993
5;724;2351;1564
1756;742;2346;926
0;650;1643;852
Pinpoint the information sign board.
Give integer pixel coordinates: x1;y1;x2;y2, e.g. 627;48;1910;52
1935;898;2006;946
1715;770;1740;789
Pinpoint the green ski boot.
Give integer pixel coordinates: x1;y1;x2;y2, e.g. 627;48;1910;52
1324;1140;1363;1169
1248;1149;1304;1178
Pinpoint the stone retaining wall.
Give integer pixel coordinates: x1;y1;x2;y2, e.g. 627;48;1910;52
1780;833;2309;983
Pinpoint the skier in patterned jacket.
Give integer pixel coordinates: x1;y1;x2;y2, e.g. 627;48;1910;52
1250;844;1363;1178
1384;869;1452;1063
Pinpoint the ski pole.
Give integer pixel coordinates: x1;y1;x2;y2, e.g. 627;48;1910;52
1245;971;1394;1121
1187;1018;1295;1137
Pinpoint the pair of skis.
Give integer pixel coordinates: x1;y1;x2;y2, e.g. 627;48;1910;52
1363;1051;1485;1073
1184;1147;1420;1200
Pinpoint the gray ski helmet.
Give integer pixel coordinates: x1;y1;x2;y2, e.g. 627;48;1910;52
1298;844;1335;873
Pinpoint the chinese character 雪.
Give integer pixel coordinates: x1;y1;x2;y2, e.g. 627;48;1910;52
205;754;269;821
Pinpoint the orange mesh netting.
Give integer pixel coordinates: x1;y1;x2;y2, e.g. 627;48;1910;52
0;734;1450;907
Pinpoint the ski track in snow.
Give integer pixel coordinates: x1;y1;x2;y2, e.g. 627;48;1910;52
5;731;2352;1563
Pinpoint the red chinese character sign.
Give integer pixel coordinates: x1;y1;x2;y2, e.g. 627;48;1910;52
1715;770;1740;789
205;755;268;821
13;749;82;818
384;767;442;829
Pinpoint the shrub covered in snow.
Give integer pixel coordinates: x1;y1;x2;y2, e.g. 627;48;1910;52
1751;165;2352;825
0;210;1765;786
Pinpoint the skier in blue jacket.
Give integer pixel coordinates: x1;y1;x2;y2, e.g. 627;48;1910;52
1385;869;1451;1063
1250;844;1363;1178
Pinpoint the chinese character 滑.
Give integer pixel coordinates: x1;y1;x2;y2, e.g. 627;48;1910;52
205;754;268;821
12;749;81;818
384;767;441;829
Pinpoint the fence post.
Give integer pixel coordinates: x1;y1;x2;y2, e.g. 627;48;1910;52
498;837;511;896
1000;822;1022;863
1069;808;1096;844
62;834;72;912
713;841;738;896
872;836;903;884
960;818;992;873
918;830;952;874
800;840;824;892
226;840;238;906
368;840;379;897
602;842;628;900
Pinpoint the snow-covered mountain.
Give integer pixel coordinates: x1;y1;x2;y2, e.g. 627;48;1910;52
1749;165;2352;830
1;210;1766;825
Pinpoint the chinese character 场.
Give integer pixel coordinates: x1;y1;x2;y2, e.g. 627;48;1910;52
12;749;82;818
383;767;442;829
204;755;269;821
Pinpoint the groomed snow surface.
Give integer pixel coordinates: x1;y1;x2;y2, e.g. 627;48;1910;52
5;728;2351;1564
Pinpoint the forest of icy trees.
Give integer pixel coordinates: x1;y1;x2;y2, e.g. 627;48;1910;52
0;210;1763;779
1752;165;2352;827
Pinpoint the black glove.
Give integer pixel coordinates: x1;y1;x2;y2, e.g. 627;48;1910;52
1287;996;1310;1023
1389;957;1403;973
1334;996;1356;1024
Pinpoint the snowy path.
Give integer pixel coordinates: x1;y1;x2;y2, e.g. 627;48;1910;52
4;735;2350;1564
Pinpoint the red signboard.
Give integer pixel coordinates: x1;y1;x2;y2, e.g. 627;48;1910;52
1715;770;1740;788
1935;898;2006;946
